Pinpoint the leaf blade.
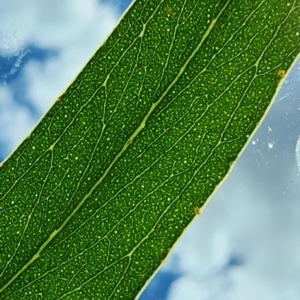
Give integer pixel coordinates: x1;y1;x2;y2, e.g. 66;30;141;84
0;0;299;299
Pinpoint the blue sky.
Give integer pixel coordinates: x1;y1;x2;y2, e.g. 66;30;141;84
1;1;300;299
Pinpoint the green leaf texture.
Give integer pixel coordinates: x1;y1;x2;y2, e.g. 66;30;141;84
0;0;299;299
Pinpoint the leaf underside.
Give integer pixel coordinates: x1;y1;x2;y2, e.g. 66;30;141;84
0;0;299;299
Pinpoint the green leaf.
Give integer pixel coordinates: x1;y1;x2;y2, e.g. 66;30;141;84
0;0;299;299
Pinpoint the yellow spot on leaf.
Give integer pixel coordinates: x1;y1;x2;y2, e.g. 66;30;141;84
277;69;286;78
194;206;202;215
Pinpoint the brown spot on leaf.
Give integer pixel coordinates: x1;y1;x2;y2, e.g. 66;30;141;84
194;206;202;215
277;69;286;78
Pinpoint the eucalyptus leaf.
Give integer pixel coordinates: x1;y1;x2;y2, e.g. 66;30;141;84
0;0;300;299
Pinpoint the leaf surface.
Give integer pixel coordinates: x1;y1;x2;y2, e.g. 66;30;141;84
0;0;299;299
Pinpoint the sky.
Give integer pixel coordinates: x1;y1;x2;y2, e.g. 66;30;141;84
0;1;300;299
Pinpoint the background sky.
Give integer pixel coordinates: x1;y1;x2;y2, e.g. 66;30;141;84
1;1;300;299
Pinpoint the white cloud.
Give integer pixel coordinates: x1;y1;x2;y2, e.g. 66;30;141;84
0;0;119;56
167;276;211;300
0;86;35;155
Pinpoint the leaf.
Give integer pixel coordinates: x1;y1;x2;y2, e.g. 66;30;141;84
0;0;299;299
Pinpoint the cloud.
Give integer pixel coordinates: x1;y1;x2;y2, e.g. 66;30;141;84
0;85;36;157
167;276;212;300
0;0;119;56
